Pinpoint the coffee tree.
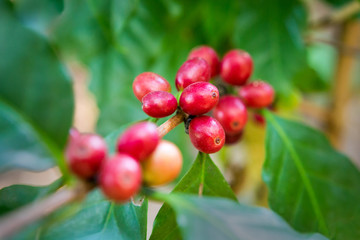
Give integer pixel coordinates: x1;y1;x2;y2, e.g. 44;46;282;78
1;0;360;239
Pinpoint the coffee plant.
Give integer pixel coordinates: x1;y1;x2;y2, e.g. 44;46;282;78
1;0;360;239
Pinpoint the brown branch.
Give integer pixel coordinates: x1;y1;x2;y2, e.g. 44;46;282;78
310;1;360;29
305;36;360;57
0;113;186;239
157;110;187;138
326;21;360;147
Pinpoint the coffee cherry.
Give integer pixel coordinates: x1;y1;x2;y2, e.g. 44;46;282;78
188;46;220;77
225;131;243;145
142;140;182;186
175;57;211;91
133;72;171;101
253;113;266;126
179;82;219;115
238;81;275;108
189;116;225;154
142;91;178;118
213;95;247;135
220;49;253;86
117;122;159;161
65;133;107;180
99;154;142;202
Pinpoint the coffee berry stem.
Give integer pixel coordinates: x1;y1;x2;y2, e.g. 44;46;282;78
0;111;187;239
157;109;187;138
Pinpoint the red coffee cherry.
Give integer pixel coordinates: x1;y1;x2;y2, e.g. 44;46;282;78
142;91;178;118
189;116;225;154
225;131;243;145
65;133;107;179
213;95;247;135
117;122;159;161
179;82;219;115
188;46;220;77
220;49;253;86
133;72;171;101
142;140;183;186
175;57;211;91
238;80;275;108
253;113;266;126
99;154;142;202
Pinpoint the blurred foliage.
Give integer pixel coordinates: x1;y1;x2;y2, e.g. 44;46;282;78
0;0;73;173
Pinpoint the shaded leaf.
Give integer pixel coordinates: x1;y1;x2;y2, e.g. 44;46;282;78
165;194;328;240
0;179;63;216
150;152;236;240
263;111;360;240
0;0;74;173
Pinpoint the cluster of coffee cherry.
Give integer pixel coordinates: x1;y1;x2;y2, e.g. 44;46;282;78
135;46;274;151
65;124;182;202
65;45;275;203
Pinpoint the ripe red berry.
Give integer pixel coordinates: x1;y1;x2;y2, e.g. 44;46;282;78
133;72;171;101
175;57;211;91
189;116;225;154
225;131;243;145
238;81;275;108
188;46;220;77
142;140;183;186
220;49;253;86
213;95;247;135
142;91;178;118
117;122;159;161
65;133;107;179
179;82;219;115
253;113;266;126
99;154;142;202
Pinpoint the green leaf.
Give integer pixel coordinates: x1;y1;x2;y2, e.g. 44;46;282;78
164;194;328;240
233;0;307;97
150;152;236;240
12;0;64;36
0;1;74;173
0;179;64;216
10;190;148;240
263;111;360;240
292;64;329;92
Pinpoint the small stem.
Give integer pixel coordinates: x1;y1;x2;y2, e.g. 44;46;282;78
0;182;93;239
157;110;187;138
